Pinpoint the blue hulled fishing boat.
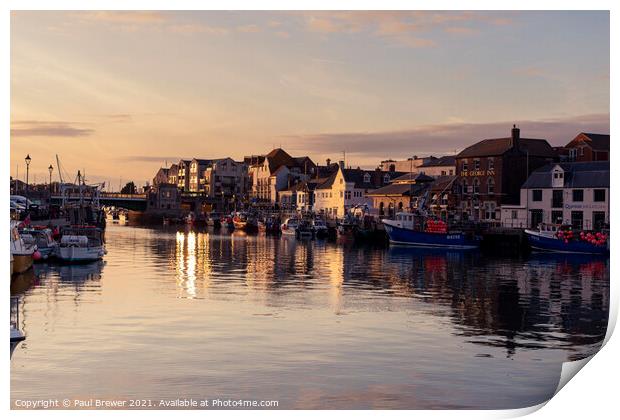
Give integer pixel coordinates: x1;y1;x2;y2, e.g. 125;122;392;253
525;223;609;255
383;212;480;249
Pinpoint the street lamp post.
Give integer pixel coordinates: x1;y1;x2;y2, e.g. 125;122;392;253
24;154;31;200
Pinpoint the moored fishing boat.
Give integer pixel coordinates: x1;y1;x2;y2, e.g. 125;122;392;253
336;216;357;239
259;215;281;234
20;226;58;260
220;214;235;230
280;217;299;236
295;219;314;238
525;223;609;255
57;225;106;263
232;212;258;232
207;212;222;229
10;221;37;274
312;218;329;239
383;212;480;249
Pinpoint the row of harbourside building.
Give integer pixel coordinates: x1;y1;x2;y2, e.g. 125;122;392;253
149;127;610;231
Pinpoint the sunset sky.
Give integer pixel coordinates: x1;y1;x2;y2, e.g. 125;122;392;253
10;11;609;189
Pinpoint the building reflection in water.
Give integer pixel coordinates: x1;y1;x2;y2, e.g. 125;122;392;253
167;229;608;361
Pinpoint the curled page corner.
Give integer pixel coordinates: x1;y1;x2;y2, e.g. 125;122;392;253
554;355;594;396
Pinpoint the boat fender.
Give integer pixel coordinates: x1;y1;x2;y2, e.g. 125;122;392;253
33;250;42;261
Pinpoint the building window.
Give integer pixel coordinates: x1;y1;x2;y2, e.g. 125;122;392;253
383;174;390;183
488;158;494;170
571;211;584;230
487;178;495;194
474;159;480;170
345;191;351;200
593;211;606;229
594;189;606;202
551;210;563;224
484;202;496;220
532;190;542;201
363;173;371;183
462;180;468;194
473;178;480;195
449;170;454;175
572;189;584;202
511;210;518;219
462;160;468;171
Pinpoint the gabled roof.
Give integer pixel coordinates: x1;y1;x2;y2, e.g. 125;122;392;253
566;133;610;151
522;161;609;189
418;155;456;167
343;168;408;189
264;148;292;171
429;175;458;192
192;158;214;166
315;166;406;191
457;138;555;158
391;172;435;184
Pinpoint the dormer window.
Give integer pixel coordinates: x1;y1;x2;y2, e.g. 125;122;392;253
363;173;371;183
552;167;564;188
383;174;390;183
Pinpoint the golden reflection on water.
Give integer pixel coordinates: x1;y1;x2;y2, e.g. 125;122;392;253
11;225;611;409
175;230;197;298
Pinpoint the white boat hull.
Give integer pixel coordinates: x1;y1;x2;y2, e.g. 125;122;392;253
57;246;105;262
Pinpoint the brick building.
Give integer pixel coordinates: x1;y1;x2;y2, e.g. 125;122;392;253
455;126;556;222
564;133;609;162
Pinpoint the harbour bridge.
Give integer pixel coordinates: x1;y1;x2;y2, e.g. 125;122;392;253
51;192;148;211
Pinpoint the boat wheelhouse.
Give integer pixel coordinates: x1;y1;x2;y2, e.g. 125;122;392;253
20;227;58;260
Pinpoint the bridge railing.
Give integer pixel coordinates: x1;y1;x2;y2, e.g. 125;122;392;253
51;193;147;200
100;193;147;199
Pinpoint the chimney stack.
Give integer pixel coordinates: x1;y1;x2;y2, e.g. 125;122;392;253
326;158;331;166
511;124;520;149
338;160;345;168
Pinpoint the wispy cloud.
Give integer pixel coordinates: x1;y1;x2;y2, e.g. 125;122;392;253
281;113;610;164
237;24;261;33
445;26;479;35
103;113;133;123
72;11;166;24
167;23;229;35
11;120;95;138
298;11;515;48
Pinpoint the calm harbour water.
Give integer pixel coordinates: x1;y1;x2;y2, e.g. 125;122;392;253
11;223;609;409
